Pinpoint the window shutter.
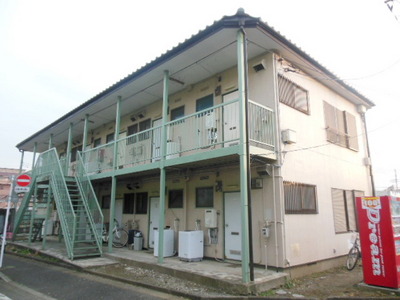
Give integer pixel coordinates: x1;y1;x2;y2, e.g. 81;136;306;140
332;188;347;233
323;102;337;143
344;112;359;151
345;190;357;231
278;75;309;114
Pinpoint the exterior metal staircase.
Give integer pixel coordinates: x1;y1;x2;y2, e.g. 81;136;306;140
13;148;103;260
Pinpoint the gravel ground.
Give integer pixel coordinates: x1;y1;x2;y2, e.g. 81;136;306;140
91;263;234;298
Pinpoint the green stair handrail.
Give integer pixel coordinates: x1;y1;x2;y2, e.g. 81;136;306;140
75;151;104;253
31;148;77;259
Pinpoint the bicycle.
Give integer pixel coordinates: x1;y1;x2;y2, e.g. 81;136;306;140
346;232;361;270
101;219;129;248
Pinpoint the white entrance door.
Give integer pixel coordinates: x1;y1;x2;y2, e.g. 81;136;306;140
224;192;242;260
149;197;160;248
223;91;239;147
152;119;162;162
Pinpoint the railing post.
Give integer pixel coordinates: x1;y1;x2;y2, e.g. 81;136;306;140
42;184;52;250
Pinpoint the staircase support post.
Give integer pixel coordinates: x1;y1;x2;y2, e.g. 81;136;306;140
42;185;52;250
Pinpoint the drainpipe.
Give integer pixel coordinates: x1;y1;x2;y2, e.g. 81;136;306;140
157;70;169;264
360;112;376;196
19;150;25;174
32;142;37;170
108;97;121;253
237;27;252;283
66;123;73;175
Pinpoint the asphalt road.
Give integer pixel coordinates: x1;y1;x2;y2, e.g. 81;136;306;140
0;255;185;300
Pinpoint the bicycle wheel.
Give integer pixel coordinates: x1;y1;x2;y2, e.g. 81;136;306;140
112;228;129;248
346;246;360;270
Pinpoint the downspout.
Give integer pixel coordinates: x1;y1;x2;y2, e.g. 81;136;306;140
108;96;122;253
271;53;287;269
360;112;376;196
157;70;169;264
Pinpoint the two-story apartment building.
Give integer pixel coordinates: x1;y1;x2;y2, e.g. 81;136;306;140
13;9;374;282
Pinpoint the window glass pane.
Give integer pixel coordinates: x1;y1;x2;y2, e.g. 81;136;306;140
196;187;213;208
127;124;138;144
171;106;185;121
196;94;214;112
139;119;151;141
135;192;148;214
284;181;317;214
169;190;184;208
94;138;101;148
123;193;135;214
106;132;114;143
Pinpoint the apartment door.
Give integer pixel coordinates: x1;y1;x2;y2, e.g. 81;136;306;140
152;119;162;162
224;192;242;260
223;90;239;147
148;197;160;248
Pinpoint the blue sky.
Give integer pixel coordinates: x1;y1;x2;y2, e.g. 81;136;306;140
0;0;399;190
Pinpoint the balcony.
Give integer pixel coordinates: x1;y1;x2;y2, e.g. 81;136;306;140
81;99;276;177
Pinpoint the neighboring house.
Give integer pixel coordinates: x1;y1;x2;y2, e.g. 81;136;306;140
377;186;400;197
13;9;374;281
0;168;22;233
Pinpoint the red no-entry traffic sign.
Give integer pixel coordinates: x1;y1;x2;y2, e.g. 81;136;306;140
16;174;31;187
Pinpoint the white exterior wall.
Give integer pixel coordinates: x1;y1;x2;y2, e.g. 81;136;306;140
276;61;372;266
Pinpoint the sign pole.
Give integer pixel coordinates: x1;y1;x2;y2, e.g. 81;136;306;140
0;175;14;268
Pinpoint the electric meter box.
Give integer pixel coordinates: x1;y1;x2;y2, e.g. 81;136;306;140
205;209;217;228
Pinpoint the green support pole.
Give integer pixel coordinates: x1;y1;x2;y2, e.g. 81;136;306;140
82;114;89;153
157;70;169;264
108;176;117;253
237;28;251;284
28;185;38;246
18;150;25;174
42;185;52;250
113;97;122;171
49;134;54;150
108;97;121;253
32;142;37;170
66;123;73;175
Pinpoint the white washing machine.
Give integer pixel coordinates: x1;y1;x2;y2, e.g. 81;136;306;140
179;230;204;262
154;229;174;257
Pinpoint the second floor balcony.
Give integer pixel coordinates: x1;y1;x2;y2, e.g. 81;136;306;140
80;98;276;178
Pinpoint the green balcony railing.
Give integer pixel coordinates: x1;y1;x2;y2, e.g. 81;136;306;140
81;99;275;173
